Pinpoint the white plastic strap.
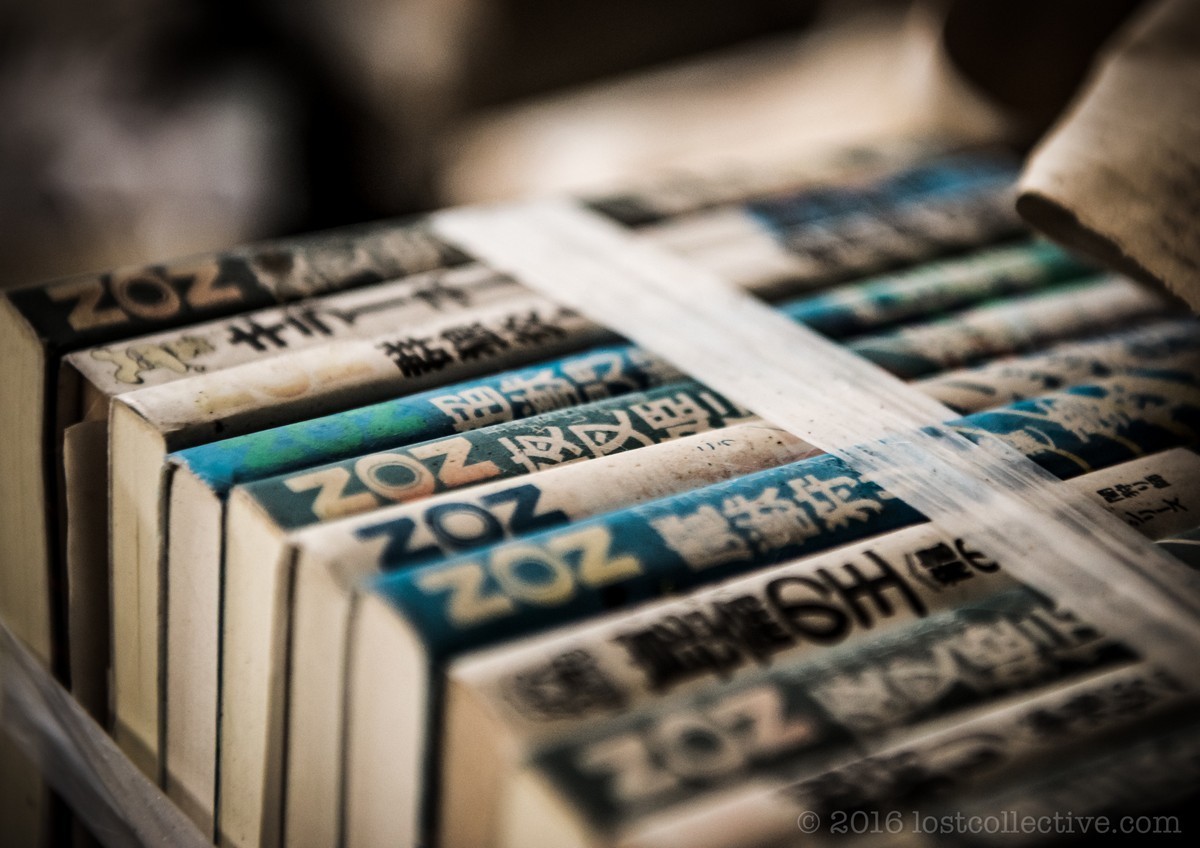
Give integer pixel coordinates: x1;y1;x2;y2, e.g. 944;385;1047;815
434;199;1200;684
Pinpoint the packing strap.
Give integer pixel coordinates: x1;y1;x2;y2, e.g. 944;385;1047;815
434;199;1200;684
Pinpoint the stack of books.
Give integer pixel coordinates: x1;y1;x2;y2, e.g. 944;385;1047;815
3;145;1198;848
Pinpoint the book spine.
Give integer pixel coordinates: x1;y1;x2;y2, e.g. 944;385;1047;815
745;152;1016;231
585;143;958;227
375;370;1200;659
744;159;1023;292
844;277;1168;379
125;296;609;440
0;219;459;681
616;662;1193;848
462;447;1200;741
335;425;814;572
664;159;1024;298
776;663;1191;827
244;383;754;528
915;317;1200;413
180;241;1096;493
3;219;462;352
2;150;1013;354
778;240;1092;339
65;265;522;394
243;272;1162;530
334;331;1200;575
530;599;1179;834
177;344;685;490
580;140;907;227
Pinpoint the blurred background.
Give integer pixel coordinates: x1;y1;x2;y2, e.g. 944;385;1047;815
0;0;1148;288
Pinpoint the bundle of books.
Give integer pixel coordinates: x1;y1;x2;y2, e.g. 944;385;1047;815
3;145;1199;848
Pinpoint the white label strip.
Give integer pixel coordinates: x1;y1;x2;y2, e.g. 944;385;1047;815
434;199;1200;684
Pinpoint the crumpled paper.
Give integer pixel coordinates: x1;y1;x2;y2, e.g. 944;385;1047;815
1018;0;1200;312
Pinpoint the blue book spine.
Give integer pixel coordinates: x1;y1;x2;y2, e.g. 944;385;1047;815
373;370;1200;661
175;344;681;490
176;239;1081;497
243;383;752;529
746;152;1018;232
785;240;1091;339
241;265;1108;530
345;322;1200;575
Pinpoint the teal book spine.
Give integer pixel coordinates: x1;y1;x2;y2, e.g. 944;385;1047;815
341;320;1200;573
241;382;753;529
174;344;682;490
175;238;1083;498
746;153;1022;280
746;152;1014;232
373;369;1200;662
239;271;1159;533
367;369;1200;846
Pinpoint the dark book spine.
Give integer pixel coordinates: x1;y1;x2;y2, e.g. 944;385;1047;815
6;219;463;353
